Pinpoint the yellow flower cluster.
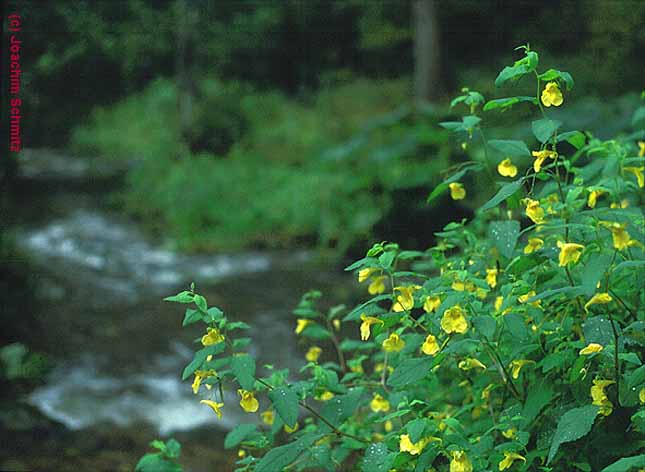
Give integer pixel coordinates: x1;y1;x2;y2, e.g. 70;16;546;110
590;379;615;416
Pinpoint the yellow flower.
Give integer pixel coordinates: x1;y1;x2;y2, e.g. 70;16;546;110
450;450;473;472
238;389;259;413
600;221;636;251
358;267;378;283
587;189;605;208
525;198;545;224
523;238;544;254
316;390;335;401
610;199;629;209
579;343;604;355
494;296;504;312
497;158;518;178
192;369;217;395
200;399;224;419
261;409;274;425
557;241;584;266
392;285;421;312
201;327;225;346
639;387;645;404
399;435;432;455
421;334;440;356
449;182;466;200
509;360;535;379
458;358;487;371
499;451;526;471
518;290;541;308
305;346;322;362
368;276;387;295
384;420;393;432
284;422;299;433
639;141;645;157
486;268;498;288
591;379;615;416
541;81;563;107
350;360;364;374
481;384;494;401
333;319;341;331
295;318;312;335
423;295;441;313
359;314;384;341
584;293;612;313
370;393;391;413
624;166;644;188
441;305;468;334
238;449;246;458
501;428;517;439
382;333;405;352
531;149;558;173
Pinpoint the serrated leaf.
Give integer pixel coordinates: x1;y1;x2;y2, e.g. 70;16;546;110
480;180;524;212
319;388;364;432
231;354;256;390
495;64;529;87
406;418;428;443
164;291;194;304
556;131;586;150
224;424;257;449
181;344;225;380
538;69;574;90
473;315;496;340
182;309;202;327
527;286;584;303
488;220;520;258
268;386;300;428
362;443;395;472
488;139;531;157
387;358;431;387
532;118;562;143
483;96;536;111
547;405;598;464
600;454;645;472
521;382;554;427
255;434;321;472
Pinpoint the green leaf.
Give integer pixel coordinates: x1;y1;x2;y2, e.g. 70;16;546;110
556;131;586;150
268;386;300;428
231;354;256;390
528;286;585;303
487;139;531;157
483;96;536;112
181;344;225;380
193;294;208;313
547;405;599;464
319;388;364;432
521;382;554;427
583;317;618;347
479;179;524;212
538;69;574;90
164;439;181;459
255;434;321;472
362;443;395;472
164;291;194;304
532;118;562;143
632;106;645;128
601;455;645;472
135;454;182;472
488;220;520;258
495;64;529;87
473;315;496;340
224;424;257;449
388;358;432;387
182;309;202;327
427;163;483;203
406;418;429;443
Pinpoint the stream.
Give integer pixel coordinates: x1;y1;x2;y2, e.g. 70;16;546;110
3;150;355;471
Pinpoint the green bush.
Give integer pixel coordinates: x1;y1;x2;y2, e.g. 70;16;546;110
150;47;645;471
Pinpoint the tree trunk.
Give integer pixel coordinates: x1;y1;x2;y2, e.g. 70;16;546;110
413;0;441;104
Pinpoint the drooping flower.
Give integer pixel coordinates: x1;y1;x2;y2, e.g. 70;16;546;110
599;221;637;251
368;276;387;295
305;346;322;362
449;182;466;200
450;450;473;472
587;189;605;208
441;305;468;334
382;333;405;352
639;141;645;157
509;359;535;379
584;293;612;313
624;166;644;188
423;295;441;313
261;409;274;425
392;285;421;312
494;296;504;312
518;290;541;308
384;420;393;432
358;267;378;283
458;358;487;371
316;390;335;401
501;428;517;439
579;343;604;355
497;158;518;177
499;451;526;471
201;327;225;346
486;268;498;288
590;379;615;416
333;319;341;330
238;389;259;413
421;334;440;355
541;81;563;107
295;318;312;335
523;237;544;254
399;435;432;455
525;198;545;224
238;449;246;458
531;149;558;173
370;393;390;413
557;241;584;266
360;313;384;341
192;369;217;394
200;399;224;419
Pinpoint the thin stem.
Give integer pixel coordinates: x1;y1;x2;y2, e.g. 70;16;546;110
325;318;347;373
606;311;621;406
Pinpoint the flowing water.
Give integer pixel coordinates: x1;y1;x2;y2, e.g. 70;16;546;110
3;151;355;471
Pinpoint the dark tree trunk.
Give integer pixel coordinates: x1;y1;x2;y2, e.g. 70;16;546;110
413;0;441;104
